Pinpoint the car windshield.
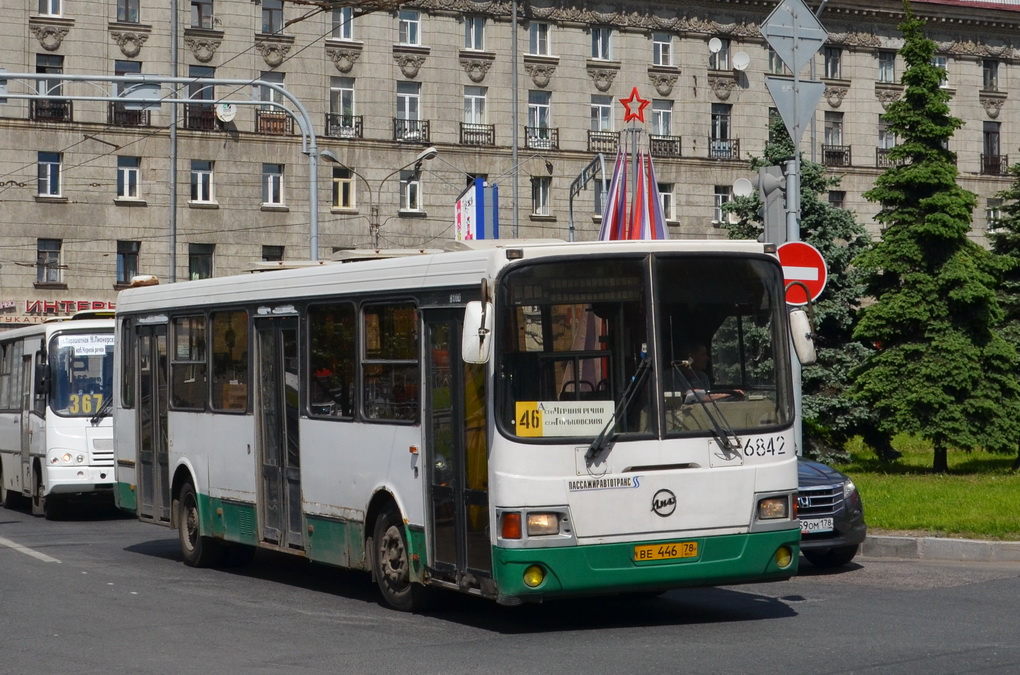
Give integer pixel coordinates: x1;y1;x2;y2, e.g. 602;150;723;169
496;253;793;442
48;331;115;417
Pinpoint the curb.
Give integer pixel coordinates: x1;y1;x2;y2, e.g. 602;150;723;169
862;535;1020;563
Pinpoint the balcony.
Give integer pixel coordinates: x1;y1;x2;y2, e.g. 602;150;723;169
30;99;73;122
875;147;903;168
256;109;293;135
325;114;363;139
981;154;1009;176
649;135;682;158
108;102;150;127
183;103;217;130
524;126;558;150
393;118;431;143
460;122;495;147
588;130;619;153
822;144;852;167
708;138;740;160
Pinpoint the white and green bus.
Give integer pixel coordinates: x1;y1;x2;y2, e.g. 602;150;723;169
0;315;116;518
113;240;812;610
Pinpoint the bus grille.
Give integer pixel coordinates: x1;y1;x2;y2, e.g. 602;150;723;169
91;437;115;466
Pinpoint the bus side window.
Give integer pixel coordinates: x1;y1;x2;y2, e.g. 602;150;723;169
307;302;356;419
210;310;249;412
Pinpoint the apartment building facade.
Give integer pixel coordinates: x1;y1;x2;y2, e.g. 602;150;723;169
0;0;1017;325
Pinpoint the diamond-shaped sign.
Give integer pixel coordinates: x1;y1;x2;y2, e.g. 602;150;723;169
765;76;825;146
761;0;827;75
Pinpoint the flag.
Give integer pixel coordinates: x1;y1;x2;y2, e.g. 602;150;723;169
598;147;668;240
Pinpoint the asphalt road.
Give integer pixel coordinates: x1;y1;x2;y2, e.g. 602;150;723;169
1;503;1018;674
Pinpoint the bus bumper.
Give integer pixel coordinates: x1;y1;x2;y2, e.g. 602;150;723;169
491;529;800;603
46;465;116;495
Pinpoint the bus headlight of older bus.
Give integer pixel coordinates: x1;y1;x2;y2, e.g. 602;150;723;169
50;450;86;465
497;508;576;547
757;495;790;520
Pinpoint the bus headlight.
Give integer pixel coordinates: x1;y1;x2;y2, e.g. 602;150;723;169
757;496;790;520
526;513;559;536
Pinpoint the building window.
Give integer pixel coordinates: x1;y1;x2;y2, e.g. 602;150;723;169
531;176;551;216
983;59;999;91
824;47;842;79
590;95;612;131
117;156;141;199
529;22;550;56
464;15;484;50
36;53;63;98
710;103;732;156
591;27;612;60
117;0;139;22
709;38;730;70
528;90;551;129
878;118;896;150
987;198;1003;232
262;163;284;206
464;86;486;124
400;170;421;211
652;32;672;66
191;0;213;29
713;186;732;224
38;0;61;17
396;80;420;121
262;0;283;34
828;191;846;209
190;160;214;203
658;183;675;221
117;240;140;284
262;245;284;262
37;151;61;197
651;100;672;136
331;6;353;40
768;48;787;75
332;167;354;209
189;244;214;280
37;239;62;284
329;76;356;133
878;51;896;83
399;9;421;46
932;55;949;87
824;111;844;146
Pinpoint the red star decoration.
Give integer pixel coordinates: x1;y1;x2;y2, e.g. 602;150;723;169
620;87;650;123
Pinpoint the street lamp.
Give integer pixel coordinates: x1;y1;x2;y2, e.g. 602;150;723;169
321;147;437;249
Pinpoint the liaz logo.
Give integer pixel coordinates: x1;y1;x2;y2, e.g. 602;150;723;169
651;489;676;517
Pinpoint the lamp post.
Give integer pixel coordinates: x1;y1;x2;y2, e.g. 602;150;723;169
321;147;438;249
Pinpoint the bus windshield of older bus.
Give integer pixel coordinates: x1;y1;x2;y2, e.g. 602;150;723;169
47;332;115;417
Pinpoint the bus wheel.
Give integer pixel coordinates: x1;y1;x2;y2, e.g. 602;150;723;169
372;505;427;612
31;470;45;517
177;482;222;568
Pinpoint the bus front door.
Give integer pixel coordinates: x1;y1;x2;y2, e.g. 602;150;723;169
136;325;171;524
424;310;492;590
255;317;303;551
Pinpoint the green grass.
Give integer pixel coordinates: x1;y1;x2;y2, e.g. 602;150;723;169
832;435;1020;541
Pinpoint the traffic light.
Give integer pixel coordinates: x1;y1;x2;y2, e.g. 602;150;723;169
756;165;786;245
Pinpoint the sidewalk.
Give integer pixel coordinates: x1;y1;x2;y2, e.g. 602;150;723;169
863;533;1020;563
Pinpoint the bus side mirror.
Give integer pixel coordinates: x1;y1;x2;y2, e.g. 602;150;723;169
789;308;817;365
462;301;493;364
34;363;49;396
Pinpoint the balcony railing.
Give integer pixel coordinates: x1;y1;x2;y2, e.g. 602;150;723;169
30;99;73;122
822;144;852;167
649;135;682;158
708;138;740;160
108;102;150;127
325;114;363;139
393;118;431;143
588;130;619;153
257;109;292;135
981;154;1009;175
524;126;558;150
460;122;495;147
875;147;903;168
183;103;216;130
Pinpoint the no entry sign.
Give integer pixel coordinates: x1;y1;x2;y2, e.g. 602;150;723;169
778;241;827;305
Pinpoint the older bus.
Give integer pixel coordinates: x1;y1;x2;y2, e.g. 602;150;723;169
113;240;811;610
0;315;116;518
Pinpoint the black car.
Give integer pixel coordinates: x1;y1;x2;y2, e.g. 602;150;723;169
797;459;867;568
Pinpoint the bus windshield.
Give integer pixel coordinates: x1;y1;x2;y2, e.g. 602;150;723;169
48;331;115;417
497;254;793;441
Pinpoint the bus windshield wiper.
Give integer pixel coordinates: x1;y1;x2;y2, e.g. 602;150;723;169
669;361;742;455
586;345;650;463
90;396;113;426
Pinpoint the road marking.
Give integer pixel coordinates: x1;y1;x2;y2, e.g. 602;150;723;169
783;265;820;281
0;535;61;563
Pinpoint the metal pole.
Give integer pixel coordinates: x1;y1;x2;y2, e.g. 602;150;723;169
511;0;520;237
169;0;178;281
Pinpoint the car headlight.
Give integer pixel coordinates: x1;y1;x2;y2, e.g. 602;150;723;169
843;479;857;500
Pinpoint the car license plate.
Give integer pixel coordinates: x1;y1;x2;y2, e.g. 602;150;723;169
633;541;698;561
800;517;834;534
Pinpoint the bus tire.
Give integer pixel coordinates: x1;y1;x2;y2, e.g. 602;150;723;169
31;469;45;517
177;482;222;568
371;505;427;612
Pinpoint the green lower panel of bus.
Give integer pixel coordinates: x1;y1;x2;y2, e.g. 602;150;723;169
115;481;136;512
492;529;800;601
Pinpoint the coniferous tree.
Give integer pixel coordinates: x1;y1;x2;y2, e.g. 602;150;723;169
853;1;1020;473
724;117;873;462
